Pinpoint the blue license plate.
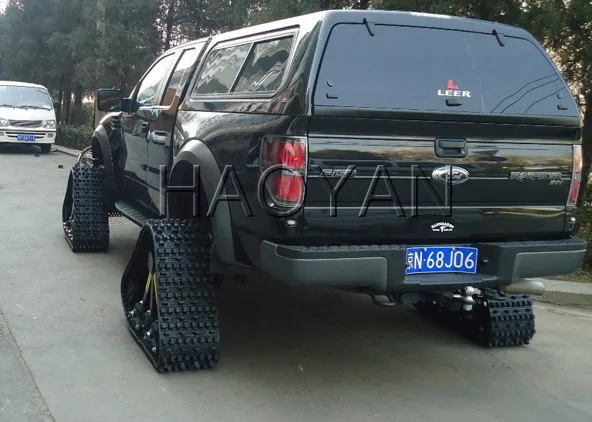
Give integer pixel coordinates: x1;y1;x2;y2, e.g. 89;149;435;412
405;246;478;275
17;135;35;141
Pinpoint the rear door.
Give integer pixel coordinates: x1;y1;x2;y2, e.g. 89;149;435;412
304;22;581;243
146;43;206;216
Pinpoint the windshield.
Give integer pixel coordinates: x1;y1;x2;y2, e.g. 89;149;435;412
0;85;53;110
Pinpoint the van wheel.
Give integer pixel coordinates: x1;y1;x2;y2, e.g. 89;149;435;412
39;144;51;153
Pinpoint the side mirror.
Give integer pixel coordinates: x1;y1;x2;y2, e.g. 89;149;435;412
96;88;123;112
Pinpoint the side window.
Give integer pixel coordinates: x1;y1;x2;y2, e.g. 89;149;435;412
193;43;252;95
232;36;293;93
135;54;176;107
161;46;203;106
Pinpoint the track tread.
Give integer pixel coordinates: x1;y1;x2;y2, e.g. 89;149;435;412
121;218;220;373
482;293;535;347
62;163;109;252
416;291;535;348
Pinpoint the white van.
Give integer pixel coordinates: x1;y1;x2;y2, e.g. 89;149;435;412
0;81;57;153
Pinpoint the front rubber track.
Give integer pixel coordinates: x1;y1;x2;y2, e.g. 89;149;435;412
121;218;220;373
62;163;109;252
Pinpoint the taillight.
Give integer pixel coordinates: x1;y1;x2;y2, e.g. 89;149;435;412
260;135;307;208
567;144;583;207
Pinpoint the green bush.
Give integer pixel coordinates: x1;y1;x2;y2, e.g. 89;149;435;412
56;124;93;150
69;103;95;127
586;174;592;205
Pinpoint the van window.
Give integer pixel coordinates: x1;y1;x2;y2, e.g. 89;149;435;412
232;36;293;93
314;24;577;117
194;43;251;95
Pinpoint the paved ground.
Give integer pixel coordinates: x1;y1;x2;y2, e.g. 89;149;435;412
1;144;592;422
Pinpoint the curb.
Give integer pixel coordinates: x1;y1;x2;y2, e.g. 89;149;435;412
533;292;592;308
531;278;592;308
54;145;81;157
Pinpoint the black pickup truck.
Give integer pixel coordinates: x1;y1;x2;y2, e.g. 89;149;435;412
61;10;587;373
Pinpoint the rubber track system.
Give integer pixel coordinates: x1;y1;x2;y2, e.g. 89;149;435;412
62;163;109;252
416;292;535;348
121;218;220;373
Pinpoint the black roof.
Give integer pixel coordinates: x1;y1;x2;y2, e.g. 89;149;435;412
214;9;530;42
169;9;533;54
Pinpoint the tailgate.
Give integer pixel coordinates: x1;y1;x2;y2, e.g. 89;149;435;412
303;119;575;242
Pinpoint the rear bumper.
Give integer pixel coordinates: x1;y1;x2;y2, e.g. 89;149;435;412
259;237;587;293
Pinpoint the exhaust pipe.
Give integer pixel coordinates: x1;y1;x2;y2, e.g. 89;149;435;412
501;279;545;296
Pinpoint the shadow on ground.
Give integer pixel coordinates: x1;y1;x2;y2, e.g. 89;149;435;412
182;273;483;380
0;143;51;155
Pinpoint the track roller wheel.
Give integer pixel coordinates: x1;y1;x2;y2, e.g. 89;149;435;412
61;163;109;252
121;218;220;373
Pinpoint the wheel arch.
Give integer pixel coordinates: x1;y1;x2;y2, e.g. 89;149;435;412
91;124;116;193
169;139;236;267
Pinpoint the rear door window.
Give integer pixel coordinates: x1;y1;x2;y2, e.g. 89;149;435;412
161;45;203;106
314;23;576;117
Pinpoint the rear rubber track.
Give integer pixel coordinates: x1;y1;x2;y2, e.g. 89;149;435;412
62;163;109;252
416;291;535;347
121;218;220;373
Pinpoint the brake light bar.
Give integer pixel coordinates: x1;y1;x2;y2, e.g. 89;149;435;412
567;144;582;207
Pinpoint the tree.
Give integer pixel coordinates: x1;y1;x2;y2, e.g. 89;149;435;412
373;0;522;22
524;0;592;207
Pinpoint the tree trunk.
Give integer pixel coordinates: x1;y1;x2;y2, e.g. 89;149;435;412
194;0;202;39
74;82;83;107
64;87;72;125
121;65;129;95
96;0;105;85
576;89;592;208
477;0;492;20
164;0;175;50
57;90;63;122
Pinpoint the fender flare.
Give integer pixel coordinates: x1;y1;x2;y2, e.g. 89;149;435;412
91;124;116;193
170;139;235;266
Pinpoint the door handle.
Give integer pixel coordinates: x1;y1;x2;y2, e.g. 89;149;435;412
435;138;468;158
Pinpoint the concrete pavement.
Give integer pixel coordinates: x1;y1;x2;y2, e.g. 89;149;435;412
0;310;53;422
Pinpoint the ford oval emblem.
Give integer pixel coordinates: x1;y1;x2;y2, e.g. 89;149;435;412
431;165;469;185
